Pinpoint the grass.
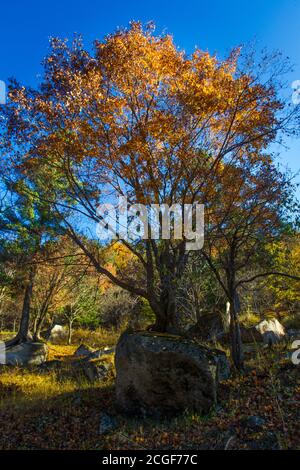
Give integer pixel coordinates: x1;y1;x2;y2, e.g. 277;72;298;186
282;313;300;330
239;310;261;328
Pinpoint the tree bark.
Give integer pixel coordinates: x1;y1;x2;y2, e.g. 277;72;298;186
67;320;73;345
229;291;243;370
150;285;180;334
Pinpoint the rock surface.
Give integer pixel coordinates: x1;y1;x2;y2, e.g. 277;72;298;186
38;357;112;382
4;342;48;366
255;318;285;345
115;331;230;416
188;313;224;341
99;413;118;435
48;324;67;343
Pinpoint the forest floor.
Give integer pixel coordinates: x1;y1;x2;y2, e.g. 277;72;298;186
0;330;299;450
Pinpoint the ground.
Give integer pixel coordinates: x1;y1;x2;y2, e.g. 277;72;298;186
0;330;299;450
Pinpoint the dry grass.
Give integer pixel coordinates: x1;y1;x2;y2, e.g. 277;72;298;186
239;310;261;328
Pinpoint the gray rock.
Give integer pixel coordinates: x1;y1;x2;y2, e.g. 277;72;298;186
5;342;48;366
74;344;93;357
115;331;230;416
255;318;286;345
99;413;118;435
188;313;224;341
82;360;112;382
89;347;115;359
38;359;62;371
218;319;286;347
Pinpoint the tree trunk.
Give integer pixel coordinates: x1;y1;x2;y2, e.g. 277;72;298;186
150;286;179;334
229;292;243;370
5;265;36;347
33;312;45;341
222;301;231;333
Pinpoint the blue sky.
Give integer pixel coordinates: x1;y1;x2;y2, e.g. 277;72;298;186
0;0;299;192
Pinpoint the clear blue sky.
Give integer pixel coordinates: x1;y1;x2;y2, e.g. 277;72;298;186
0;0;299;192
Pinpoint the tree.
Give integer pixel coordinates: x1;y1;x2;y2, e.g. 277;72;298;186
31;237;90;340
1;23;299;342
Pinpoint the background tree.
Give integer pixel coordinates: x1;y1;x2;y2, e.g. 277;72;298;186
1;24;299;362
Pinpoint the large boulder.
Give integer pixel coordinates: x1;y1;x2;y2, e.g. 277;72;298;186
188;313;224;341
115;331;230;416
240;326;263;343
48;324;67;343
38;356;113;383
4;342;48;366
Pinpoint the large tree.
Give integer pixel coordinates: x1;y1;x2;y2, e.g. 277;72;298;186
1;23;299;338
202;157;299;368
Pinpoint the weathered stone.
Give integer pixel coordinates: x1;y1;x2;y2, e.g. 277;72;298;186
5;342;48;366
115;331;230;416
218;319;286;346
188;313;223;341
215;351;231;380
74;344;93;357
241;415;266;430
255;318;285;345
99;413;118;435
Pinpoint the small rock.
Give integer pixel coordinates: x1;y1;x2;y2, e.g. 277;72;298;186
99;413;118;435
287;329;300;341
242;415;266;430
90;347;115;359
74;344;93;357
